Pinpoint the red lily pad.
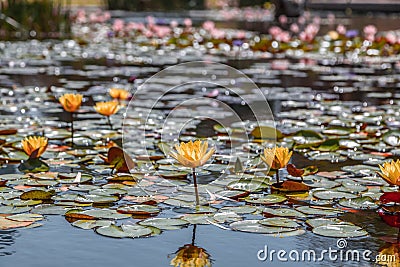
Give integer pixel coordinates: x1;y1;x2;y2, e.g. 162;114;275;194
380;192;400;204
378;206;400;228
271;181;310;192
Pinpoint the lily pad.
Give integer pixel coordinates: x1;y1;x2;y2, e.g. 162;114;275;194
312;224;368;238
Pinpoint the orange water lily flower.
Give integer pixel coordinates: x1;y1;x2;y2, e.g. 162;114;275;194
94;101;120;116
378;160;400;186
170;244;211;267
261;146;293;169
109;88;130;100
21;136;48;158
170;140;215;169
59;93;83;112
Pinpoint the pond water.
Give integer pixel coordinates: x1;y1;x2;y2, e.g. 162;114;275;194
1;12;400;267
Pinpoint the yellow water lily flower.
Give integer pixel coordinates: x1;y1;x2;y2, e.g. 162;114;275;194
94;101;120;116
260;146;292;169
109;88;129;100
59;93;83;112
170;244;211;267
378;160;400;186
21;136;48;158
170;140;215;168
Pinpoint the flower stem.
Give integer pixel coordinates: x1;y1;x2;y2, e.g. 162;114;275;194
70;112;74;148
192;168;200;207
276;169;280;183
107;116;113;130
191;224;197;245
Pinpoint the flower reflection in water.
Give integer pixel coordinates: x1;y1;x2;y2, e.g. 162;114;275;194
169;225;212;267
377;242;400;266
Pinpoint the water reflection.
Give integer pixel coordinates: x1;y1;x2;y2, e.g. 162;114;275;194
169;225;212;267
377;242;400;266
0;230;18;256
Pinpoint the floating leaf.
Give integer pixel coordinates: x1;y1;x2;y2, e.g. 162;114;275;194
107;147;135;173
271;181;310;192
262;207;306;218
259;217;300;228
139;217;189;229
0;216;34;230
338;196;378;210
251;126;282;139
72;220;112;230
383;130;400;147
312;224;368;238
295;206;343;216
20;190;53;200
18;158;49;173
6;213;44;222
244;194;287;205
230;220;296;234
313;190;357;200
117;205;160;216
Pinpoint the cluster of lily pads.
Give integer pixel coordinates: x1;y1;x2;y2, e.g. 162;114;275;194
0;79;395;241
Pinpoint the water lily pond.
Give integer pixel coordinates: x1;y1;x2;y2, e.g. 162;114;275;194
2;12;400;267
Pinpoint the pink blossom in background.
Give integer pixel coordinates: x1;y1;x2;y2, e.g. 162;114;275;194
336;24;346;35
126;22;145;31
210;28;225;39
279;15;288;24
146;16;155;26
89;13;98;23
385;31;397;44
103;12;111;21
112;19;124;32
312;16;321;25
290;23;299;33
299;31;307;42
276;31;291;42
298;16;306;25
75;9;87;24
203;21;215;31
236;30;246;39
269;26;282;38
364;25;377;36
305;23;319;37
184;18;192;27
170;20;178;28
364;25;377;42
153;25;171;38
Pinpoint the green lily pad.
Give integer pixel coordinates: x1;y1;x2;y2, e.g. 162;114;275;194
295;206;343;216
259;217;300;228
338;196;378;210
72;220;113;230
313;190;358;200
312;224;368;238
230;220;296;234
244;194;287;205
117;205;160;216
138;217;189;229
262;207;307;218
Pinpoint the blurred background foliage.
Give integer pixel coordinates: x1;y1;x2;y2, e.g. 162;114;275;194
0;0;71;39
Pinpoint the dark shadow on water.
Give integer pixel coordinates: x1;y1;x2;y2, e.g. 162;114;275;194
0;230;18;257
